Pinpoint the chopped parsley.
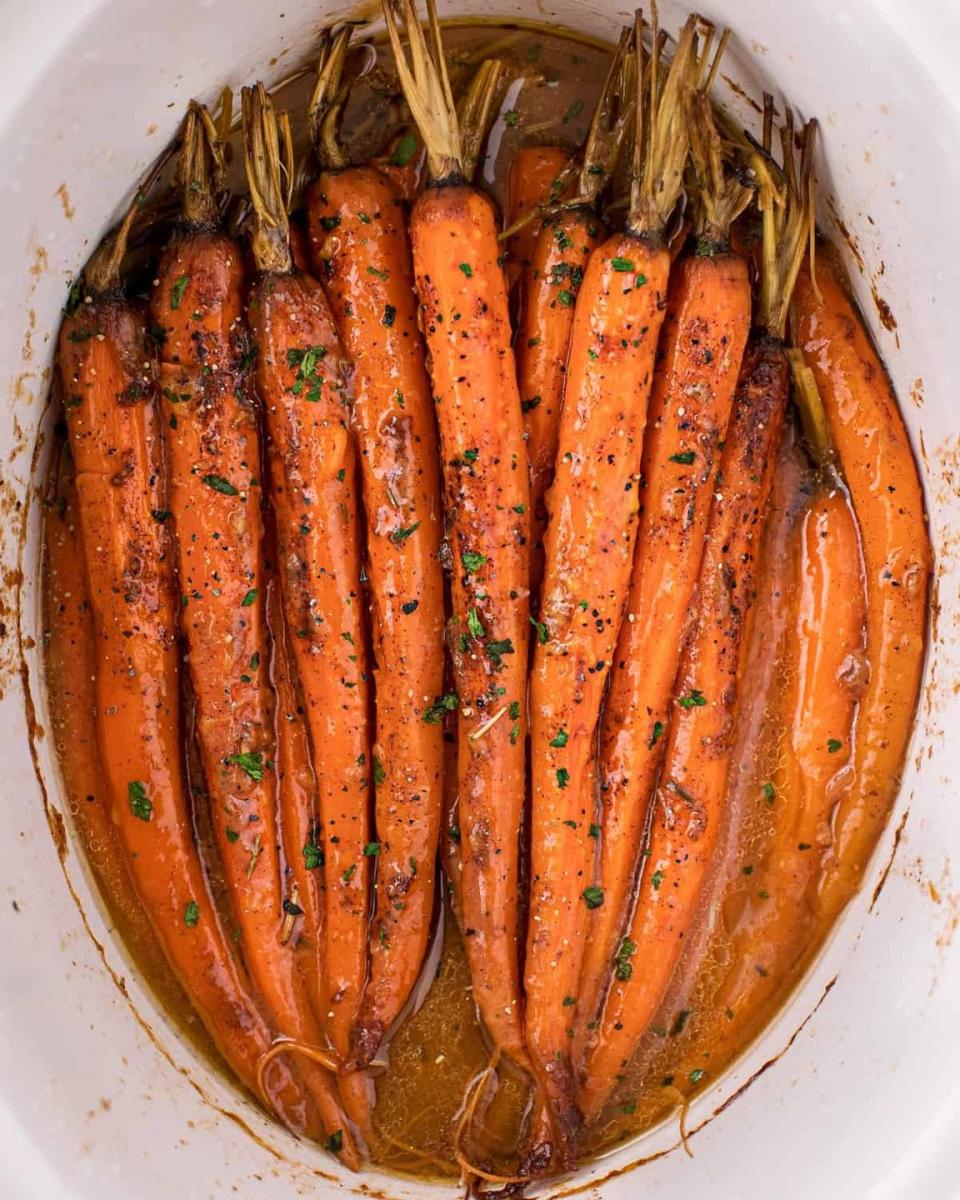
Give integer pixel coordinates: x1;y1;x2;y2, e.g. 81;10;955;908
389;521;420;545
183;900;200;927
391;134;418;166
678;689;707;709
202;474;239;496
225;750;264;782
582;885;604;909
128;781;152;822
530;616;549;645
614;937;637;981
423;693;459;724
461;550;486;572
485;638;515;667
169;275;190;310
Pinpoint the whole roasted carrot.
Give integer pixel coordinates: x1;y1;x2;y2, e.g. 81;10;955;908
43;443;182;991
152;104;354;1159
267;575;327;1027
576;86;752;1053
383;0;531;1081
522;13;696;1162
792;250;931;917
721;481;866;1014
579;112;818;1123
242;84;373;1137
516;32;632;586
305;28;446;1068
504;144;572;294
59;210;313;1135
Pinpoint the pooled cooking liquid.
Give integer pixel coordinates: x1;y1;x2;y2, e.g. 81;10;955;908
41;20;897;1182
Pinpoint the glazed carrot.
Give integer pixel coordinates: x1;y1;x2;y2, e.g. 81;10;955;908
42;445;183;989
522;14;696;1161
504;144;572;293
579;113;818;1123
267;576;326;1026
59;214;314;1135
792;250;931;917
575;86;753;1053
305;30;446;1067
721;481;866;1014
151;105;356;1158
383;0;531;1080
242;84;373;1136
516;34;631;584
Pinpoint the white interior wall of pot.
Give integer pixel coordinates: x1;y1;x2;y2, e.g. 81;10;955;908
1;0;959;1196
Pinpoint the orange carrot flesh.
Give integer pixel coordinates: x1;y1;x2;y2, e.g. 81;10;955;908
517;208;605;574
249;270;372;1072
504;144;571;293
793;258;931;914
576;249;751;1052
308;165;446;1066
524;234;671;1152
410;182;531;1069
59;298;312;1133
579;335;791;1122
722;485;866;1012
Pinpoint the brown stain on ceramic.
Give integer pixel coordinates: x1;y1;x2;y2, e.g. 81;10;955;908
720;74;763;113
870;283;897;333
868;808;909;911
55;184;76;221
30;244;50;278
827;202;865;274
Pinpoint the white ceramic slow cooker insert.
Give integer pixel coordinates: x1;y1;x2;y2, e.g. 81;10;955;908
2;0;959;1196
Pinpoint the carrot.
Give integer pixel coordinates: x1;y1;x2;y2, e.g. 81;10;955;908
504;144;572;293
242;84;373;1138
383;0;532;1085
42;443;184;990
59;206;315;1136
152;104;355;1158
515;33;632;587
305;28;447;1068
721;480;866;1014
267;575;327;1024
792;249;931;917
575;83;752;1056
579;110;818;1123
522;13;697;1163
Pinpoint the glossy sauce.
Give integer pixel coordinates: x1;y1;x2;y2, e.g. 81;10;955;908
40;21;917;1182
